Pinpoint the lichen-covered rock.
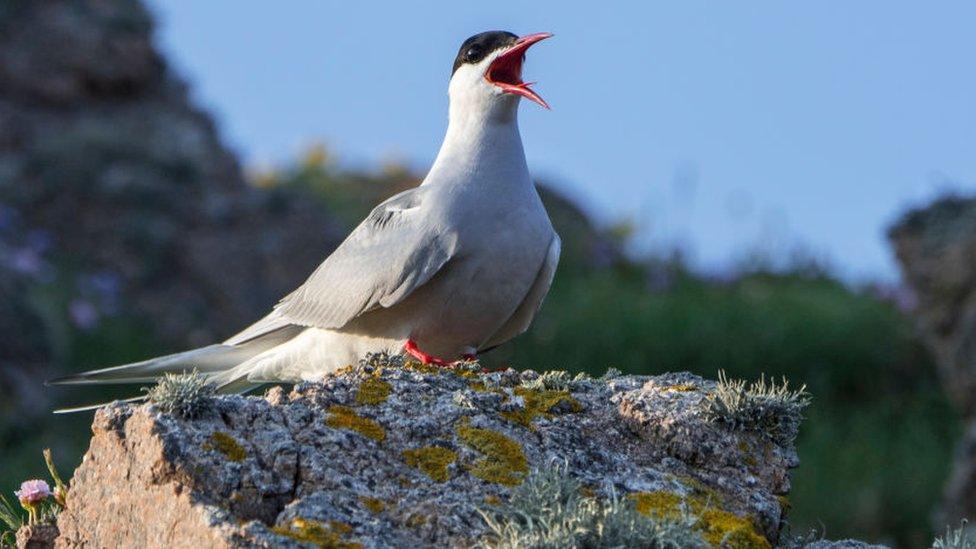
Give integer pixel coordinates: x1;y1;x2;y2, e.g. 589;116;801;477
56;365;801;548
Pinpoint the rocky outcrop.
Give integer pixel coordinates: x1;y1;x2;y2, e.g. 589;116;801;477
54;363;800;547
889;195;976;526
0;0;340;424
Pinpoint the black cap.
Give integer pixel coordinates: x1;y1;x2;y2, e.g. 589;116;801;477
452;31;518;75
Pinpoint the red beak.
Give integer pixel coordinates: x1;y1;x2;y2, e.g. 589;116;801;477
485;32;553;109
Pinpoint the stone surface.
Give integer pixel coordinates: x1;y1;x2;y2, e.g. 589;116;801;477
888;195;976;526
15;524;59;549
55;364;800;547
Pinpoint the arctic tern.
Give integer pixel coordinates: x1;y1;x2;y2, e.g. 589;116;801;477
50;31;560;406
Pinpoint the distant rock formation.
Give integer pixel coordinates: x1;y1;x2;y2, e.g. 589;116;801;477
54;365;800;547
889;195;976;527
0;0;340;415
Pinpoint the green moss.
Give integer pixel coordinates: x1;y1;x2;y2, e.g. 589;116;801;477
456;417;528;486
359;496;386;514
203;431;246;462
355;377;391;405
402;446;457;482
499;387;582;429
271;517;361;548
326;405;385;442
630;490;770;549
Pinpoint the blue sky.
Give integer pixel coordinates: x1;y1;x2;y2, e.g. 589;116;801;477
149;1;975;281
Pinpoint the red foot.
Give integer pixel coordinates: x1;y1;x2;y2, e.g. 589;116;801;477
460;353;478;362
404;339;450;367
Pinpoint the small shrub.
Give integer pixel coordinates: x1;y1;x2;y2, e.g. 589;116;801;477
142;371;216;419
477;464;706;548
933;520;976;549
704;371;811;445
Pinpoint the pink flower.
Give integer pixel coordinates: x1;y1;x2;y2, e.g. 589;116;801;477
15;479;51;505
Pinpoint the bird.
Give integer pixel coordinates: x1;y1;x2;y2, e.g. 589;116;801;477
49;30;561;410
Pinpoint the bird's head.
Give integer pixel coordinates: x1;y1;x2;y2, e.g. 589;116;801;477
449;31;552;122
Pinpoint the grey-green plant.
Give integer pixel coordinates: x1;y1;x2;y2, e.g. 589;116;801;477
933;520;976;549
142;370;216;419
0;493;23;547
703;370;811;445
477;464;707;549
520;370;573;391
360;351;405;370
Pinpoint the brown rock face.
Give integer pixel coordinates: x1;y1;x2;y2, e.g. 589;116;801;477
54;365;800;547
889;195;976;525
0;0;339;417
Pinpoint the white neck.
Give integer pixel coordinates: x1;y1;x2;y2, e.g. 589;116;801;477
424;89;529;188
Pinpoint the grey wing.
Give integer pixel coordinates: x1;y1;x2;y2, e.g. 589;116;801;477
480;232;561;351
225;187;458;345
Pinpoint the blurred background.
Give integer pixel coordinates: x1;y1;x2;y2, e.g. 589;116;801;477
1;1;975;546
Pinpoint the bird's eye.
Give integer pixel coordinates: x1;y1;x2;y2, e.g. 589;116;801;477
464;46;481;62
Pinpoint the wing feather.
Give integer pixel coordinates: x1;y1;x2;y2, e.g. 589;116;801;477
271;187;458;330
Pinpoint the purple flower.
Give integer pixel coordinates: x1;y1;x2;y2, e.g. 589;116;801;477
15;479;51;505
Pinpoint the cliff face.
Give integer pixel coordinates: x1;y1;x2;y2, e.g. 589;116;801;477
0;0;340;425
54;363;800;548
889;195;976;526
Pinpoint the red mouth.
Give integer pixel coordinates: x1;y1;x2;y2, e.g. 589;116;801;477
485;32;553;109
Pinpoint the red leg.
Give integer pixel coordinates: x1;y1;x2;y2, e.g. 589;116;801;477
404;339;450;367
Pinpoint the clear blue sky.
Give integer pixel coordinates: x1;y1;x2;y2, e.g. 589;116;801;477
149;1;975;281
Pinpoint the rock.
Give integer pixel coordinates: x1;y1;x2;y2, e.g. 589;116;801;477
55;364;800;547
0;0;340;427
888;195;976;526
15;524;59;549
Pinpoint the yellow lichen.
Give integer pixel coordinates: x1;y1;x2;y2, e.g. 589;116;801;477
405;513;427;528
697;507;769;548
203;431;246;462
403;360;478;379
326;405;385;442
630;491;683;518
270;517;361;549
359;496;386;514
403;361;445;375
402;446;457;482
630;490;770;549
355;377;392;405
484;494;501;505
777;495;791;512
332;365;355;376
499;387;582;429
469;381;488;392
664;383;698;392
455;417;528;486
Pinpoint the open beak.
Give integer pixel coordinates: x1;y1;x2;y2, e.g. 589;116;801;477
485;32;553;109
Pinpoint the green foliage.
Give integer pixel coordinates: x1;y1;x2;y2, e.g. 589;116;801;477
477;465;706;548
142;371;216;419
933;521;976;549
0;493;23;546
704;371;811;444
